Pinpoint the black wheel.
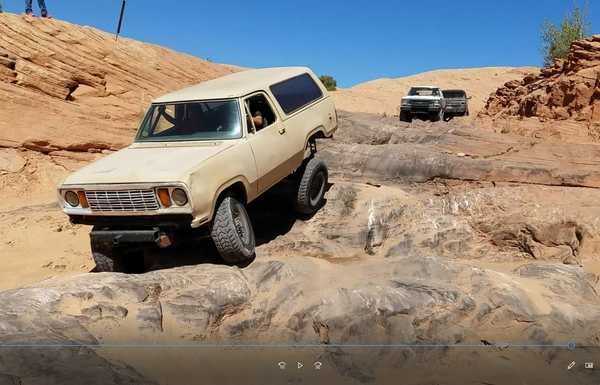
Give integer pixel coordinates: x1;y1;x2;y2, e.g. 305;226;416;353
295;157;328;215
399;111;412;122
91;236;125;273
431;109;443;122
211;196;256;264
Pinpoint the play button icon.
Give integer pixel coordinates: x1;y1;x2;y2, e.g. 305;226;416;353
297;362;303;369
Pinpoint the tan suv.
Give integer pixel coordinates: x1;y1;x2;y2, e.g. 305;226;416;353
58;67;338;272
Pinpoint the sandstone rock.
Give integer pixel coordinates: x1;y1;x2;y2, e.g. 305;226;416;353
321;114;600;188
0;14;240;153
0;149;26;174
480;35;600;137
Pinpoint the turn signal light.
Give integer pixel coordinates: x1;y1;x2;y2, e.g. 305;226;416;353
157;188;172;208
77;191;89;208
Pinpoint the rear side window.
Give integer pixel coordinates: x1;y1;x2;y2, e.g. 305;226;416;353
270;73;323;114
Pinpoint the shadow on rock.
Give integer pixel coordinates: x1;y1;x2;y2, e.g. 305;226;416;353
144;181;332;271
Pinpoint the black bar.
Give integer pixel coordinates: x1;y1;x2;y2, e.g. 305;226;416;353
91;228;160;246
116;0;126;40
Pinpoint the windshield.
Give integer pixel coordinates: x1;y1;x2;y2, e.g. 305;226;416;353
408;87;440;96
136;100;242;142
444;90;466;98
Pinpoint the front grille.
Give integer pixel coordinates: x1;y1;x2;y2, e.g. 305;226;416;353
411;101;433;107
85;189;160;212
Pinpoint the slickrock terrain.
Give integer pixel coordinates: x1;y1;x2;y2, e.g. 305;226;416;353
0;14;238;152
0;13;238;207
480;35;600;142
2;15;600;385
332;67;536;117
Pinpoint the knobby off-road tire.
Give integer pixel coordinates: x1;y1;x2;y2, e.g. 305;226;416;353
295;157;328;215
399;111;412;123
91;239;126;273
211;196;256;264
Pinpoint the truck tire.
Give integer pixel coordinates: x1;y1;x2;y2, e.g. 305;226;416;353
399;111;412;122
211;196;256;264
295;158;328;215
91;239;125;273
431;109;443;122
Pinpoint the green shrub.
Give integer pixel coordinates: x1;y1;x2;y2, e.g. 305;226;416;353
319;75;337;91
541;4;590;66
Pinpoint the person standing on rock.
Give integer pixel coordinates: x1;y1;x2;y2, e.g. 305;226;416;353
25;0;50;17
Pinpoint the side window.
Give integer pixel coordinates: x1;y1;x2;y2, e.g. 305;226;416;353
270;73;323;114
244;93;276;133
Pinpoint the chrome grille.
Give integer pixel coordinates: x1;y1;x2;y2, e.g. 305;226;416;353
411;100;432;106
85;189;159;212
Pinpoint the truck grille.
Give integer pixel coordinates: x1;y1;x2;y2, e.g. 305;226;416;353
411;101;433;107
85;189;160;212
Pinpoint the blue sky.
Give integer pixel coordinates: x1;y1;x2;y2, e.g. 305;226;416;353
2;0;598;87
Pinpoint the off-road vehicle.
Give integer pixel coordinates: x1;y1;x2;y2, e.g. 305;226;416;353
442;89;470;119
58;67;338;272
399;86;446;122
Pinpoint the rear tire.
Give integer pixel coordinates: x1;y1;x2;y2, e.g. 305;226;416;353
211;196;256;265
399;111;412;122
295;158;328;215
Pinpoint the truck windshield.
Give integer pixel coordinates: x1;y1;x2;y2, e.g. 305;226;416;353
408;88;439;96
443;91;466;98
135;100;242;142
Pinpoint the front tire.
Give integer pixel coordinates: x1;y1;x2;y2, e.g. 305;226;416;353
295;158;328;215
91;237;125;273
211;196;256;264
399;111;412;122
431;109;443;122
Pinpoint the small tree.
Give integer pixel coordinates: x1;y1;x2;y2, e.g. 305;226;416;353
319;75;337;91
541;3;590;66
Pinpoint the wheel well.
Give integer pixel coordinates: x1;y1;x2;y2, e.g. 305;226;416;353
306;130;326;153
218;181;248;205
308;130;326;144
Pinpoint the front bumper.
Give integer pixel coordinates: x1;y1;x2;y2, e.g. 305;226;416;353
91;228;162;246
69;214;194;228
401;105;441;114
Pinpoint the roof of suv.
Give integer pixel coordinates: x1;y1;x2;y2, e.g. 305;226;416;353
153;67;313;103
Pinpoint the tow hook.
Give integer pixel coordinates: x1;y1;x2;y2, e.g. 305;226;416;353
156;233;172;248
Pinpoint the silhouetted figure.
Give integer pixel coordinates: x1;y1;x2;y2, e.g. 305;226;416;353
0;1;3;13
25;0;50;17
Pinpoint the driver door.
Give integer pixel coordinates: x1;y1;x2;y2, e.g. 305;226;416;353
244;92;293;193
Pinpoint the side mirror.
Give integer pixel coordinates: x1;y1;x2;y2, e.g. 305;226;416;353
467;96;472;100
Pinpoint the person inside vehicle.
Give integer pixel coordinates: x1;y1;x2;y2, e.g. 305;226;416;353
252;110;268;130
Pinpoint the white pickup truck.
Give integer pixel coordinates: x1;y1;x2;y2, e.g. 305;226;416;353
399;86;446;122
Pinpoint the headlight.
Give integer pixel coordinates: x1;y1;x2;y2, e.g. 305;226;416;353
171;188;188;206
64;191;80;207
401;100;410;106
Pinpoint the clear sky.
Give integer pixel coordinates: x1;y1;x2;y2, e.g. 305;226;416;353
2;0;598;87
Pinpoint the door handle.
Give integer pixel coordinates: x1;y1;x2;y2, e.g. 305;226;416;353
278;127;286;135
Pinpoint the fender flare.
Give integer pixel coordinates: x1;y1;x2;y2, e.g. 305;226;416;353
210;176;253;219
304;126;328;148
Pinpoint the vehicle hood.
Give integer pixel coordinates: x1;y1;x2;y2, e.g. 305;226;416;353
62;141;236;185
402;95;442;101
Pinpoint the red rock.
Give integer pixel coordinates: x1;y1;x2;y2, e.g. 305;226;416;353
0;14;240;153
480;34;600;129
